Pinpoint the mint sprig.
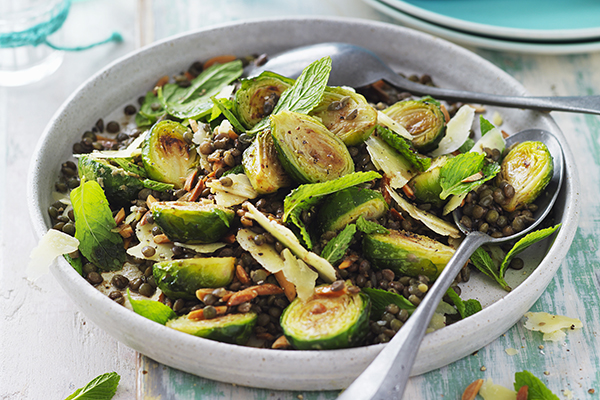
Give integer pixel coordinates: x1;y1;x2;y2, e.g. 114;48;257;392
376;126;431;172
64;372;120;400
127;289;176;325
446;287;482;319
320;224;356;265
362;287;416;320
439;152;500;199
514;370;560;400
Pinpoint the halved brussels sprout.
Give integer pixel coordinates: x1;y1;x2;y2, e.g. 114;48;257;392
407;155;448;208
151;201;234;243
362;230;455;280
316;186;388;234
280;288;370;350
234;71;294;129
242;129;293;194
78;155;144;207
499;141;553;212
167;312;256;344
153;257;236;300
311;87;377;145
383;97;446;153
141;120;198;189
270;110;354;183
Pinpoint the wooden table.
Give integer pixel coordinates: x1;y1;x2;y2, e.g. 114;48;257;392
2;1;599;398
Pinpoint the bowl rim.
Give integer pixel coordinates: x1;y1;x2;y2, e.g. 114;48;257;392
26;15;580;390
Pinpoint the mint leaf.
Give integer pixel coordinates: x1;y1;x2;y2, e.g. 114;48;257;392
470;247;511;291
160;61;243;120
282;171;381;249
376;126;431;172
141;179;174;192
356;216;389;235
127;289;176;325
320;224;356;265
273;56;332;115
499;224;561;277
64;372;120;400
439;152;500;199
362;287;415;320
63;254;83;275
480;115;496;136
514;370;560;400
210;96;246;132
457;138;475;153
70;179;126;271
446;288;482;319
136;91;165;126
223;164;244;176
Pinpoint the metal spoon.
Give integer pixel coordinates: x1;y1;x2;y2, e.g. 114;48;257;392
248;42;600;115
337;128;564;400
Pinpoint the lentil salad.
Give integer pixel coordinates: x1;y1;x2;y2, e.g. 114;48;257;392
44;51;557;350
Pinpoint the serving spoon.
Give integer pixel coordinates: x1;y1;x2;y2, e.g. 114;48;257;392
248;42;600;115
337;128;564;400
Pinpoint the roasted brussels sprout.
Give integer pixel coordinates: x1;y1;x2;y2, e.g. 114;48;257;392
153;257;236;300
167;312;257;344
407;156;448;208
499;141;553;212
383;97;446;153
311;87;377;145
242;129;293;194
78;155;144;207
234;71;294;129
316;186;388;234
280;287;370;350
151;201;234;243
141;120;198;189
270;110;354;183
362;230;455;280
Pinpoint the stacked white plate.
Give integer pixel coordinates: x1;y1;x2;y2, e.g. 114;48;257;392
365;0;600;54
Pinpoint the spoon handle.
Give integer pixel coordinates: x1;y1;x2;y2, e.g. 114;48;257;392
385;74;600;115
337;231;490;400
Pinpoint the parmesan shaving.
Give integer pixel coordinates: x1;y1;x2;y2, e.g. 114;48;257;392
505;347;518;356
376;110;413;140
365;135;414;189
430;105;475;157
236;229;284;274
28;229;80;281
281;249;318;301
87;129;148;159
479;379;517;400
523;311;583;341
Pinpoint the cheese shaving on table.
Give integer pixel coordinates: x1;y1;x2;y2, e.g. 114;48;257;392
28;229;80;281
478;379;516;400
523;311;583;342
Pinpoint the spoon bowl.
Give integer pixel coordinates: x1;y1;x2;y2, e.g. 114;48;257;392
337;128;564;400
249;42;600;115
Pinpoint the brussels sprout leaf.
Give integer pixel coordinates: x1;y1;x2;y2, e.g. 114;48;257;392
480;115;496;136
64;372;120;400
376;126;431;172
439;152;500;199
362;287;415;320
499;224;561;278
356;216;389;235
127;289;176;325
70;179;126;271
210;96;246;132
446;287;482;319
514;371;560;400
109;158;148;178
320;224;356;265
470;247;511;291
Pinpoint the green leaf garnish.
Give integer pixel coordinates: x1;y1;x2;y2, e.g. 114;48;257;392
376;126;431;172
320;224;356;265
446;287;482;319
499;224;561;277
362;287;415;320
514;370;560;400
457;138;475;153
470;247;511;291
282;171;381;249
64;372;120;400
70;178;126;271
222;164;244;176
439;152;500;199
109;158;147;178
356;216;389;235
63;253;83;276
480;115;496;136
127;289;176;325
210;96;246;132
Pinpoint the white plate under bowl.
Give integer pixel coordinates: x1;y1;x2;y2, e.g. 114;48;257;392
28;17;579;390
366;0;600;55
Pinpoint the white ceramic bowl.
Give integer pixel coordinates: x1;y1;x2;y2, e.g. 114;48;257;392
28;17;579;390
